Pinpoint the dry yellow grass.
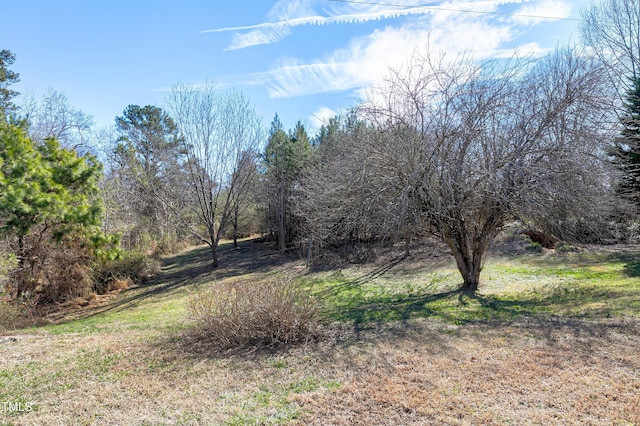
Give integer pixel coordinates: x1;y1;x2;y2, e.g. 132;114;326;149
0;318;638;425
291;319;640;425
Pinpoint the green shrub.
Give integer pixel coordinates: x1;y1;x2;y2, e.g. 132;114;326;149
526;241;543;253
187;279;319;348
93;251;160;294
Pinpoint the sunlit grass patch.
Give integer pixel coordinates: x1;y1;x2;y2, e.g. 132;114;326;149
44;294;191;335
305;251;640;325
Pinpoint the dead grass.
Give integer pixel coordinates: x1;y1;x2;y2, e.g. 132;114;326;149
1;239;639;425
1;318;638;425
290;319;640;425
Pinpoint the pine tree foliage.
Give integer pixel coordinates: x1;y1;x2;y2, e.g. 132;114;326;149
0;49;19;120
262;116;311;251
0;122;112;299
612;77;640;204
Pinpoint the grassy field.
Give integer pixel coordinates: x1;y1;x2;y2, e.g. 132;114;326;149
0;239;639;425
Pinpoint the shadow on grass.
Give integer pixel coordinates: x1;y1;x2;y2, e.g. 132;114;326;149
616;253;640;277
324;280;640;327
519;250;640;278
60;239;296;323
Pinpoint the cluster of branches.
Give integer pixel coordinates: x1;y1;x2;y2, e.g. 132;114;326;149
103;87;263;264
298;47;615;290
581;0;640;210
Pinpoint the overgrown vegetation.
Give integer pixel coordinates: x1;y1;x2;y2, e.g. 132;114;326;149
93;250;160;294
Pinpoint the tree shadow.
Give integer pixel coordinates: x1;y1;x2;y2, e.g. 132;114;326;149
614;253;640;277
335;289;465;327
60;239;297;322
317;255;407;293
324;272;640;329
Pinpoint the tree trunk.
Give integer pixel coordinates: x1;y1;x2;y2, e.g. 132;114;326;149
404;229;412;258
444;226;492;293
277;189;286;252
459;261;481;292
448;242;481;292
16;234;27;297
210;244;219;268
233;221;238;249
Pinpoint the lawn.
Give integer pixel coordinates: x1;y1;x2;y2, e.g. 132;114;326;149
0;239;639;425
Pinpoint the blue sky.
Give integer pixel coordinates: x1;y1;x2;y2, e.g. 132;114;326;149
1;0;590;135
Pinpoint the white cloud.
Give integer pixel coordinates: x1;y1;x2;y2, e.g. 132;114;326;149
203;0;525;50
513;0;573;25
308;106;339;131
228;27;292;50
206;0;577;102
490;42;550;58
260;2;535;99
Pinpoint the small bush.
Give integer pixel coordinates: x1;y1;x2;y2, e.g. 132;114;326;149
522;229;558;249
0;295;39;331
555;241;580;253
526;241;543;253
93;251;160;294
187;279;319;348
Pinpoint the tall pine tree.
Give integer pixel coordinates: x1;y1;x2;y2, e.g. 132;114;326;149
612;77;640;204
0;49;19;121
263;116;311;251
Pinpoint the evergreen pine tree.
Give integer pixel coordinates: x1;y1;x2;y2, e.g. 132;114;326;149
612;77;640;204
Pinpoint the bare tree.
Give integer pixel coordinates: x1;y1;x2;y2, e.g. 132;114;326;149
580;0;640;208
297;116;421;260
166;84;263;267
22;88;94;151
312;47;613;291
580;0;640;97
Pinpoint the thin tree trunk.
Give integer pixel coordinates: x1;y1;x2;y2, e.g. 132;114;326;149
211;245;219;268
278;189;286;252
16;234;27;297
233;221;238;249
404;229;412;258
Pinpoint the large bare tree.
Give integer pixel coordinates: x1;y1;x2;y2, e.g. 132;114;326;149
167;84;263;267
308;47;613;291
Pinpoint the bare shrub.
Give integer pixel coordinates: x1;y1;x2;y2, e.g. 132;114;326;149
0;296;32;331
7;228;96;304
186;279;319;348
109;278;132;291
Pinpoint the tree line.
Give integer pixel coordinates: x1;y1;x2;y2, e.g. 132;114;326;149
1;0;640;305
